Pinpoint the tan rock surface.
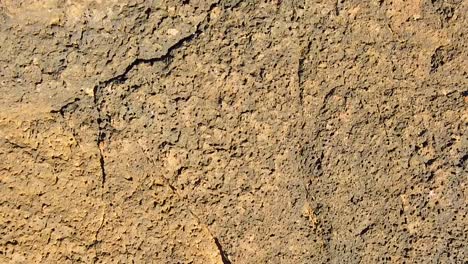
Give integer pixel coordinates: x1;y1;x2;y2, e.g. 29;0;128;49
1;0;466;263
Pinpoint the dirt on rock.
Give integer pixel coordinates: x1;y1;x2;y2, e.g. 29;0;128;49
0;0;467;263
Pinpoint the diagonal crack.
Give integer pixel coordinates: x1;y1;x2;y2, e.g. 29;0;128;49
214;237;232;264
93;0;220;93
50;98;81;117
136;142;231;263
93;29;197;91
89;1;227;260
92;1;220;189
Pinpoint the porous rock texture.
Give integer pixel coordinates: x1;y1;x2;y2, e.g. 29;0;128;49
0;0;467;263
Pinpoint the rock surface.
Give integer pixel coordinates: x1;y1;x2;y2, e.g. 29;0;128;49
0;0;467;263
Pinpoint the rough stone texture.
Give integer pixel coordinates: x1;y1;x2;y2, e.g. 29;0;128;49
0;0;467;263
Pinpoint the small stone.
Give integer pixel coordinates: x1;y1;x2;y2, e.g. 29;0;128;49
167;28;179;36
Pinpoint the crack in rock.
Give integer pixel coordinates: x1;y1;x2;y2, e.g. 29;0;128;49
297;39;311;107
136;142;231;263
86;2;227;261
50;98;80;117
214;237;232;264
93;0;220;93
89;211;106;263
91;0;220;189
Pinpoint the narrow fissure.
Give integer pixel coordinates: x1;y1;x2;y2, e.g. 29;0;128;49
93;83;108;188
297;39;312;107
98;147;106;187
137;142;232;263
93;0;220;95
91;1;220;189
214;237;232;264
88;2;225;260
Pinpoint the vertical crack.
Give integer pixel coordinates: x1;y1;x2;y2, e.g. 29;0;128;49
98;146;106;187
90;0;220;188
90;211;106;263
298;37;313;206
298;38;312;108
88;1;223;261
298;56;304;107
94;84;107;188
92;84;108;261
